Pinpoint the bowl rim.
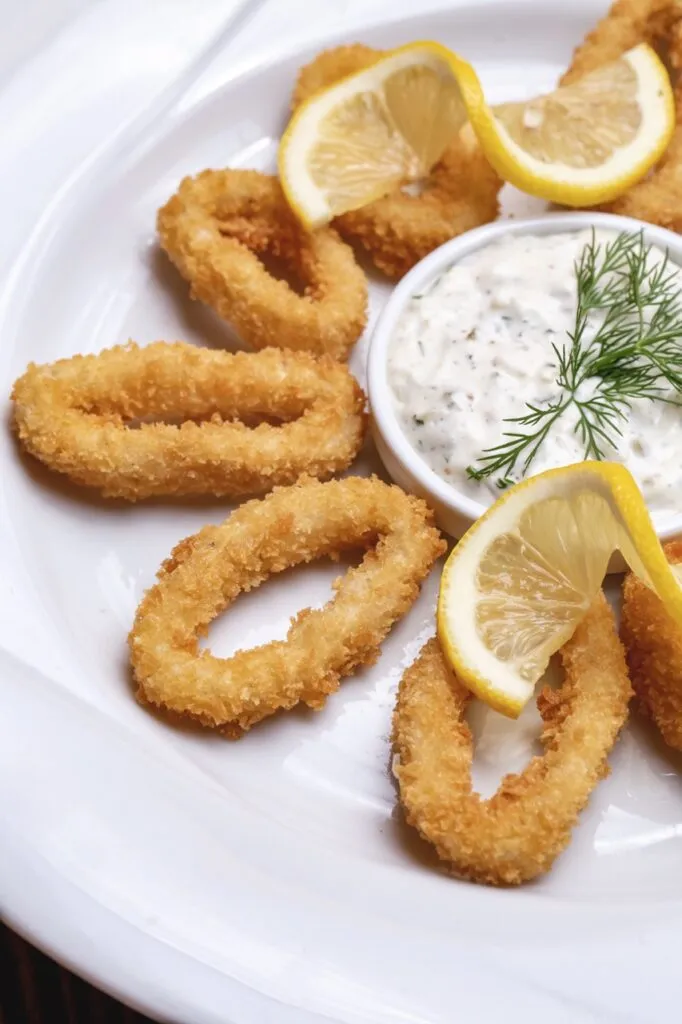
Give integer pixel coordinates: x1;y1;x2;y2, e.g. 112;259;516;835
366;210;682;540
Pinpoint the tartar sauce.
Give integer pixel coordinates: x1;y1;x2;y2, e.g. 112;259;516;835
387;229;682;523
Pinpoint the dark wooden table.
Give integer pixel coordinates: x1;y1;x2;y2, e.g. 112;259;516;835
2;925;154;1024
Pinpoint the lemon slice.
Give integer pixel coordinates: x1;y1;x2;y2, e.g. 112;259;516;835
437;462;682;719
278;41;484;228
467;43;674;206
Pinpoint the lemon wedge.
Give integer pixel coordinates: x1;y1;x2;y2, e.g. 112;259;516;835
278;41;484;228
468;43;674;206
437;462;682;719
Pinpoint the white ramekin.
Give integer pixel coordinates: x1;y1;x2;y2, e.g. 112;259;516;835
367;210;682;541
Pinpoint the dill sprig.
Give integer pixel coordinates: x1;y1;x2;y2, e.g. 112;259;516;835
467;230;682;488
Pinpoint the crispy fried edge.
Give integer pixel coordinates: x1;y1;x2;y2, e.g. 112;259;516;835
621;539;682;750
157;169;368;360
562;0;682;230
130;475;446;733
290;45;502;279
11;342;367;500
393;594;632;885
291;43;381;109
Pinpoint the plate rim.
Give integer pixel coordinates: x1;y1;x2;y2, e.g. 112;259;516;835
0;3;670;1023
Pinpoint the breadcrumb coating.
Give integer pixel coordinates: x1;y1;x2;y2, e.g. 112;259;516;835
158;169;368;360
621;540;682;751
12;342;366;500
393;595;632;885
291;45;501;279
563;0;682;231
130;475;446;733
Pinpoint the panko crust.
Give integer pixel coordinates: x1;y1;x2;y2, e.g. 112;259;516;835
11;342;366;500
130;475;446;733
562;0;682;231
393;594;632;886
291;43;380;109
621;540;682;751
157;169;367;360
291;45;502;280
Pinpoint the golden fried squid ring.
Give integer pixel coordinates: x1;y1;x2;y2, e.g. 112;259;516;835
562;0;682;230
622;541;682;751
157;169;368;360
11;342;366;501
130;476;445;734
291;46;502;280
291;43;380;109
393;595;632;885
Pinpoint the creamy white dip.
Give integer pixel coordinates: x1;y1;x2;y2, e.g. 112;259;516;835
387;229;682;523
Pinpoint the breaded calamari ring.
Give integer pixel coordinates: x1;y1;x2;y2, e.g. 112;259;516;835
130;475;445;734
393;594;631;885
562;0;682;230
621;540;682;751
11;342;366;501
291;45;502;280
291;43;380;108
157;169;368;360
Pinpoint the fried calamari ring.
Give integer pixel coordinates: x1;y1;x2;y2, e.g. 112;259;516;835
562;0;682;230
11;342;366;501
157;169;368;360
130;475;446;733
291;46;502;280
291;43;380;109
393;595;632;885
621;540;682;751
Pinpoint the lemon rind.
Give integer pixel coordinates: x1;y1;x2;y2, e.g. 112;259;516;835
466;44;675;206
437;462;682;719
279;41;483;228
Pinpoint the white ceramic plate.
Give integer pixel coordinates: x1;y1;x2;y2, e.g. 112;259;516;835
1;4;682;1023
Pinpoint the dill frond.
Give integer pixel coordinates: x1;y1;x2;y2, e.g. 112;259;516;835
467;230;682;487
